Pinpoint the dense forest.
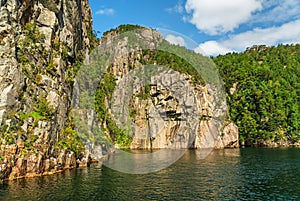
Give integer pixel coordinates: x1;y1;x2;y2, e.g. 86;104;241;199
214;44;300;146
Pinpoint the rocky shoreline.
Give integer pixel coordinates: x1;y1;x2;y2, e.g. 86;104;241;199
0;143;103;182
2;143;300;182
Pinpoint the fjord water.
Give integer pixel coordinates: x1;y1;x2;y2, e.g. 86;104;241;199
1;148;300;200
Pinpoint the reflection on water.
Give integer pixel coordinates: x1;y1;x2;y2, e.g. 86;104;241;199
104;149;187;174
0;148;300;200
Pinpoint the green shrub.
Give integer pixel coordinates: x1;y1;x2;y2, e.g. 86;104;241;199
35;74;42;85
3;133;15;145
106;116;132;148
34;97;53;119
129;108;137;119
20;97;53;121
24;135;39;150
57;127;84;155
1;124;8;132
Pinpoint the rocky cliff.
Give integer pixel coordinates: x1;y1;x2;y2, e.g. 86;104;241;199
0;1;238;181
0;0;95;181
74;26;239;151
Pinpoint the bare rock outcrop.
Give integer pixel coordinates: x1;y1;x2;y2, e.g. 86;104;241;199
0;0;100;181
79;27;239;150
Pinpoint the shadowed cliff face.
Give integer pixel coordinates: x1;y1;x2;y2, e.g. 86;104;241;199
0;0;94;180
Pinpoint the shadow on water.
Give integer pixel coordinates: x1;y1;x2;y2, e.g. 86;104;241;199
0;148;299;200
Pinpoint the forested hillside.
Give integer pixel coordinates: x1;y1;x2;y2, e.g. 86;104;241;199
214;44;300;146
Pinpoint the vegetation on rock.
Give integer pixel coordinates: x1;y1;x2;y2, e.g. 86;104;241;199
214;44;300;146
0;0;96;181
94;27;213;148
103;24;145;37
95;72;133;148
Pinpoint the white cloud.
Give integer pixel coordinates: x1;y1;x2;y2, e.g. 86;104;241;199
185;0;262;35
196;19;300;56
165;34;186;46
195;41;233;56
223;19;300;50
96;8;115;15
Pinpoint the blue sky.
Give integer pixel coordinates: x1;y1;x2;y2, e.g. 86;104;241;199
89;0;300;56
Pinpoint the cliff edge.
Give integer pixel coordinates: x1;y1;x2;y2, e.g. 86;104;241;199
0;0;95;181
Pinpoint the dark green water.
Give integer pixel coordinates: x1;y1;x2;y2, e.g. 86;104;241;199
1;148;300;201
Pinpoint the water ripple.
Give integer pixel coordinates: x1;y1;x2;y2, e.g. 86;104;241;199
0;148;300;201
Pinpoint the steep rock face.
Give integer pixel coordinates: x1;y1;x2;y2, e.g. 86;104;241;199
0;0;94;180
127;74;239;149
87;27;239;150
